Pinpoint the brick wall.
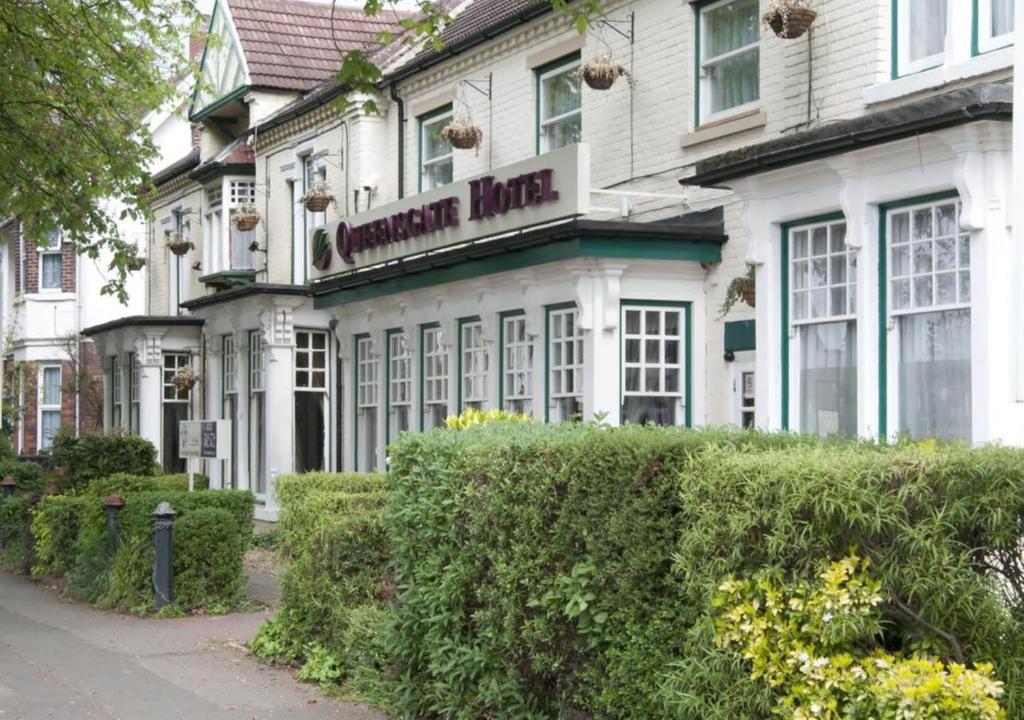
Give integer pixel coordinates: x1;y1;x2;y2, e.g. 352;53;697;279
17;239;76;295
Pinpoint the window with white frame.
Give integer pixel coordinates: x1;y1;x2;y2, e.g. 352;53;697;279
39;364;61;450
420;107;454;191
387;332;412;444
248;330;266;493
548;305;583;422
888;197;971;442
501;314;533;416
40;229;62;290
356;336;379;472
295;329;328;473
977;0;1014;53
460;320;488;410
421;325;449;430
621;305;686;426
302;157;327;268
537;56;581;153
790;219;857;437
162;352;190;473
895;0;948;76
697;0;759;124
111;355;123;429
221;334;238;489
229;180;257;270
205;184;223;273
129;353;140;433
169;211;189;313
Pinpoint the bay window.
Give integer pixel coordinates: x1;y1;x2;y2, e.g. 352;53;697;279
222;335;237;489
697;0;759;124
129;353;140;434
500;312;533;416
887;196;971;442
355;335;379;472
548;304;583;423
788;218;858;437
39;365;61;450
162;353;190;473
386;330;411;445
459;318;488;411
110;355;123;429
421;324;449;430
537;55;582;153
420;107;453;191
248;331;266;493
229;180;257;270
295;329;328;473
621;304;688;426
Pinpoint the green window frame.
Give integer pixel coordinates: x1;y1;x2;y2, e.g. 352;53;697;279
892;0;948;78
535;53;582;155
385;328;412;446
457;316;487;412
353;333;378;472
544;302;583;423
418;104;454;193
619;300;692;427
973;0;1015;55
419;322;448;431
498;310;533;416
694;0;760;126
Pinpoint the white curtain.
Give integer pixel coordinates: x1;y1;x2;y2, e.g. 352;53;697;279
799;322;857;437
992;0;1014;36
622;397;680;426
909;0;947;61
706;0;759;113
898;309;971;442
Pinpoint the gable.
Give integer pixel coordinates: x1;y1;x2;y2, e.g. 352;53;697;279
190;0;251;121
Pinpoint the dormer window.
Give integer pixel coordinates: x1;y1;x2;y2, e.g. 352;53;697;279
40;229;62;291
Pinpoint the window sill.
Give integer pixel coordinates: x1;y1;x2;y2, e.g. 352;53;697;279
865;47;1013;105
24;291;75;302
681;109;767;149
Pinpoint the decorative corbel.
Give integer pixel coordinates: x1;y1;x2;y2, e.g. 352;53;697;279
741;197;774;266
137;332;164;366
953;149;986;231
837;175;867;250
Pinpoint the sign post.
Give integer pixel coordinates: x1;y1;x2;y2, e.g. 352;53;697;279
179;420;232;491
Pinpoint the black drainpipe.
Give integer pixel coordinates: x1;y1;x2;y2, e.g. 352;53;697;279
389;83;405;198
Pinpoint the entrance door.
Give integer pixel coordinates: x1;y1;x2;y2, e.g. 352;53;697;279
294;329;328;472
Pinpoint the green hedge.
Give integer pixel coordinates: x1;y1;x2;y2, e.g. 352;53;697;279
0;459;46;495
85;473;209;497
31;495;90;577
50;429;157;491
253;472;392;703
386;424;1024;720
0;495;35;572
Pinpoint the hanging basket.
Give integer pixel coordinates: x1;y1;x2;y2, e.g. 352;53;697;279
582;56;625;90
742;286;756;308
763;6;817;39
171;367;199;393
441;121;483;151
232;207;261;232
167;237;194;256
304;194;332;213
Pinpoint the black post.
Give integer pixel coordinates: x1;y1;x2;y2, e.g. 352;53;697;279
1;475;14;549
105;495;125;554
153;501;176;611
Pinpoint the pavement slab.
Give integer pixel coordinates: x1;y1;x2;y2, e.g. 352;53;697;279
0;572;388;720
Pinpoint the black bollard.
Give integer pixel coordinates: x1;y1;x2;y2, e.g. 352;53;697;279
153;501;176;611
104;495;125;554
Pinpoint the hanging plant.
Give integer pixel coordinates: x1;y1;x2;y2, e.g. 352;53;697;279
298;180;334;213
441;117;483;152
232;203;261;232
582;55;626;90
171;365;200;393
719;265;756;318
126;252;146;272
166;233;194;256
762;0;817;39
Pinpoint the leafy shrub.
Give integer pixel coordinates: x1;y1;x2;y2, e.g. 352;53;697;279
274;471;387;509
50;429;157;491
30;495;89;576
444;406;531;429
85;472;209;497
0;459;46;495
0;495;35;572
387;424;1024;720
173;507;246;610
715;555;1005;720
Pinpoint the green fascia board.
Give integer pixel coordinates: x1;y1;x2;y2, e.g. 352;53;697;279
314;235;722;309
724;319;756;353
199;269;257;288
190;85;251;122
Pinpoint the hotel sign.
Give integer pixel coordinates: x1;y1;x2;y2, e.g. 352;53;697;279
310;143;590;276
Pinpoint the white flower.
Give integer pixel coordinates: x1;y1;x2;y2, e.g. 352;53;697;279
813;657;829;668
810;703;821;715
822;612;833;623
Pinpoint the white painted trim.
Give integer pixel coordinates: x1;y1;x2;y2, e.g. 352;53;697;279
525;35;586;70
867;41;1013;106
682;109;766;148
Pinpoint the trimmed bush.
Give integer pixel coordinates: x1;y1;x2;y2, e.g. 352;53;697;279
31;495;89;576
85;472;209;497
274;471;387;508
173;507;246;610
50;429;157;491
0;459;46;495
0;495;35;572
386;424;1024;720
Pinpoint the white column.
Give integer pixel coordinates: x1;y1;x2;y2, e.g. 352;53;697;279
1014;0;1024;402
262;306;297;517
135;333;165;464
576;263;625;425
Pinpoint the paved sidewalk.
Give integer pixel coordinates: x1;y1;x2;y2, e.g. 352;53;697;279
0;572;387;720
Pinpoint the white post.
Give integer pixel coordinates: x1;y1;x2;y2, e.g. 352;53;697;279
1014;0;1024;401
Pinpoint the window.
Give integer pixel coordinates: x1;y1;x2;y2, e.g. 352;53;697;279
500;313;533;416
301;157;327;279
229;180;257;270
387;331;412;444
419;107;453;191
38;365;61;450
161;353;190;473
621;304;687;426
295;329;328;473
977;0;1014;54
895;0;947;76
111;355;123;429
222;335;237;489
169;211;189;313
548;305;583;422
421;325;449;430
129;353;140;433
697;0;759;124
40;229;62;290
887;196;971;442
537;55;582;153
459;318;488;411
355;335;379;472
739;370;755;428
789;218;857;437
248;331;266;493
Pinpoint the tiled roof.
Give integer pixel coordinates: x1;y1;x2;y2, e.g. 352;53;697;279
152;147;201;187
229;0;410;91
190;136;256;181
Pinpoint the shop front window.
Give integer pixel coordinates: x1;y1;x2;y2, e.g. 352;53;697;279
501;313;533;416
537;55;581;153
420;107;453;191
421;325;448;430
295;329;327;473
697;0;759;123
789;218;857;437
621;304;687;426
39;365;62;450
387;331;412;444
162;352;190;473
356;335;379;472
548;305;583;422
888;196;971;442
460;319;488;411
